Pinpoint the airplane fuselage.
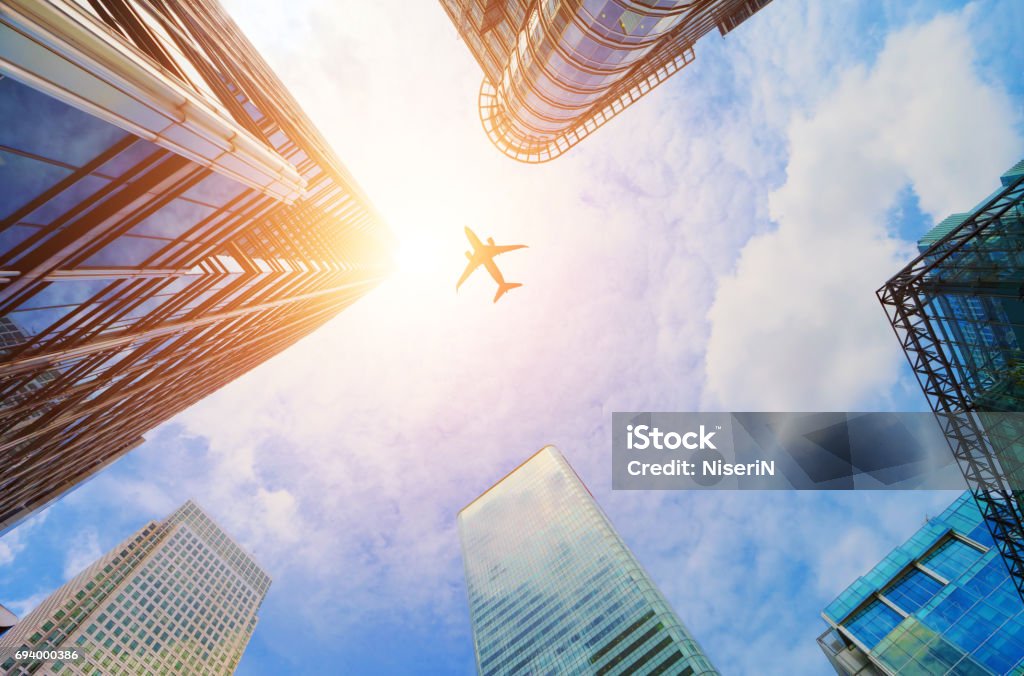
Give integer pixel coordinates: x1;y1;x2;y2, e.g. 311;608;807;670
456;227;527;303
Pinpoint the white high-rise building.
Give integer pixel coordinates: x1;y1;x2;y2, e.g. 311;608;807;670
0;501;269;675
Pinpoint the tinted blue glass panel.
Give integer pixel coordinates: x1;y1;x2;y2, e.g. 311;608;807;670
95;139;160;178
964;557;1013;598
926;586;978;634
0;77;128;166
16;280;112;311
975;628;1024;675
0;150;72;220
129;199;215;239
83;236;168;267
181;172;247;208
845;600;903;649
969;523;996;547
8;304;75;336
26;175;110;225
944;601;1004;653
0;225;40;259
884;568;944;614
922;538;985;582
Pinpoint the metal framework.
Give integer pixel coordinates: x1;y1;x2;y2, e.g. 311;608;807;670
878;170;1024;601
477;45;696;163
442;0;773;162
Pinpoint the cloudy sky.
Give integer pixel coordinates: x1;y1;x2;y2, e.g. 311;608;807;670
3;0;1024;673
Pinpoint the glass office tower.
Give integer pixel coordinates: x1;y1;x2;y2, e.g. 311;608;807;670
437;0;774;162
879;159;1024;602
458;446;716;675
0;500;269;675
818;492;1024;675
0;0;393;533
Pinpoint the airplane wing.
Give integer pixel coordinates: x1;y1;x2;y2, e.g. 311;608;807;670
464;226;485;250
456;257;482;291
484;244;528;256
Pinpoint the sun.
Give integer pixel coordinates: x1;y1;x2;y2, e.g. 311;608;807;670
391;228;461;284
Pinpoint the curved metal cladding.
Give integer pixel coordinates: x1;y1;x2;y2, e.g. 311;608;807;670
485;1;696;161
460;0;773;162
0;0;394;533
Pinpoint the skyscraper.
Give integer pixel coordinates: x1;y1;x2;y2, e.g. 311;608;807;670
0;605;16;638
0;500;269;675
879;158;1024;601
818;492;1024;675
437;0;773;162
458;445;716;675
0;0;394;533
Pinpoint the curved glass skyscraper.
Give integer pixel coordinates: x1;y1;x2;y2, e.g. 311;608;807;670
440;0;774;162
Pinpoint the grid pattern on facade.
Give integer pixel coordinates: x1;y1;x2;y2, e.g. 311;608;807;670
819;493;1024;675
878;160;1024;603
459;446;716;675
0;500;269;676
438;0;773;162
0;0;394;534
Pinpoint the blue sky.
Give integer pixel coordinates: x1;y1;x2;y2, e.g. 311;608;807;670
3;0;1024;674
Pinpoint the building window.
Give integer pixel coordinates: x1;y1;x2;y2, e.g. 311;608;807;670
881;568;944;614
844;599;903;650
921;537;985;582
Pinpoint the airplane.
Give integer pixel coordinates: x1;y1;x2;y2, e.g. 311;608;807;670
456;226;527;303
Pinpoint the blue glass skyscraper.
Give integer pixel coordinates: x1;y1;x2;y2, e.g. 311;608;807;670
458;445;715;675
819;492;1024;675
879;158;1024;602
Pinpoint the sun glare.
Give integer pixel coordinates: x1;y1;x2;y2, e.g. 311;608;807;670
392;229;460;284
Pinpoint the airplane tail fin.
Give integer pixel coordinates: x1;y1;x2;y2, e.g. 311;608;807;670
494;282;522;303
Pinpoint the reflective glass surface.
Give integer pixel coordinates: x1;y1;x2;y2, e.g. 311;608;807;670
845;600;903;650
0;0;392;535
459;447;715;675
885;568;944;615
822;493;1024;674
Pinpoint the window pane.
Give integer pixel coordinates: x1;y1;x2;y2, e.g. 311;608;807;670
922;538;985;582
845;599;903;649
0;150;71;220
884;568;944;614
0;76;128;166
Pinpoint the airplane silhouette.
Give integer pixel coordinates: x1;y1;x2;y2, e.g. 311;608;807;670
456;226;527;303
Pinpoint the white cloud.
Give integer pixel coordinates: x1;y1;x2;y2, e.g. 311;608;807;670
0;541;15;567
62;529;101;580
6;591;50;619
21;1;1021;674
704;9;1023;410
0;510;48;567
605;489;961;675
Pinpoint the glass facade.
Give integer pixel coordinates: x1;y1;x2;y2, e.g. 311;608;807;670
913;159;1024;419
459;446;716;675
0;500;269;675
879;157;1024;603
0;0;393;534
437;0;773;161
819;492;1024;675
